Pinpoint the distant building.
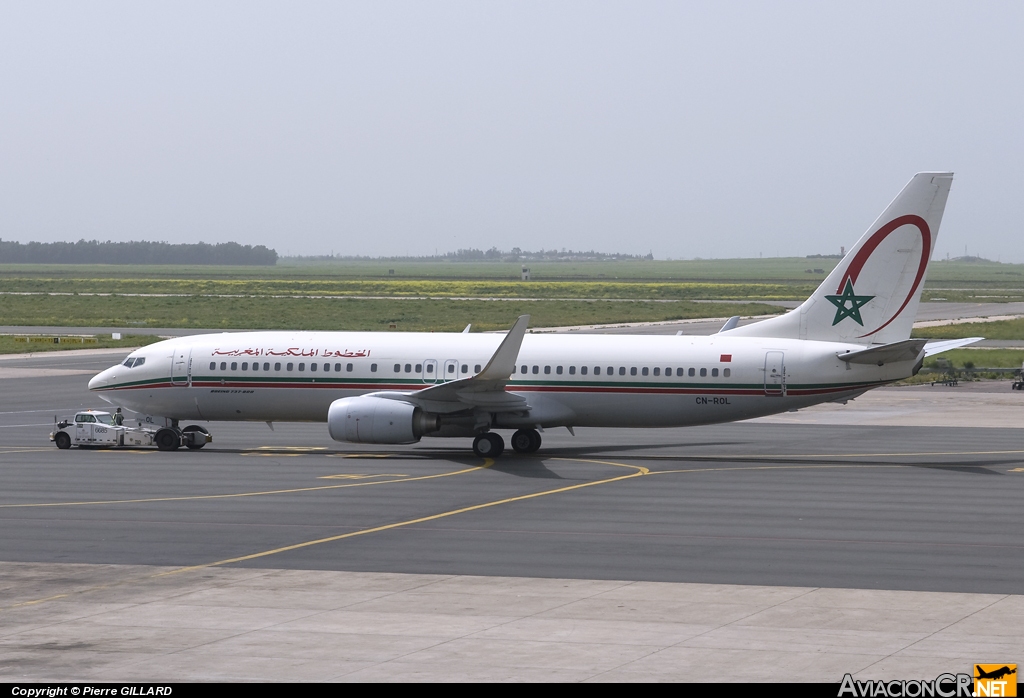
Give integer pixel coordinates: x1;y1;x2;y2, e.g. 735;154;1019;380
521;266;531;281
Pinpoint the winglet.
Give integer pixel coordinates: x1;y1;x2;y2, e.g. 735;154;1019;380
718;316;740;333
462;324;471;334
476;315;529;381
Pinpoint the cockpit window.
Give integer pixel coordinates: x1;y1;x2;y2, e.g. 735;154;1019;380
95;414;114;425
122;357;146;368
75;414;96;423
133;357;145;368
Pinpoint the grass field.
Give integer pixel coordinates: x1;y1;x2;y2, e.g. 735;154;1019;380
0;334;161;355
2;257;1023;338
912;318;1024;341
922;348;1024;370
1;256;1022;286
0;295;780;333
0;278;815;300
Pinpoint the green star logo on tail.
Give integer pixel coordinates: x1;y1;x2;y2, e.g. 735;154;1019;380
825;279;874;326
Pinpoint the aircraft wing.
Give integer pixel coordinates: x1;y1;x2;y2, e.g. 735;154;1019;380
923;337;984;356
365;315;531;414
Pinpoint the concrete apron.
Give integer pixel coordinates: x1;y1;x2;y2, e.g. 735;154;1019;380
1;562;1019;682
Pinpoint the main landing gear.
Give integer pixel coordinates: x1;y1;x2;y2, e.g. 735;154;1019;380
155;424;212;451
472;432;504;458
510;428;542;454
472;429;542;458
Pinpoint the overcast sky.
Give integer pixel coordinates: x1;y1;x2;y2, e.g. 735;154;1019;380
1;2;1021;260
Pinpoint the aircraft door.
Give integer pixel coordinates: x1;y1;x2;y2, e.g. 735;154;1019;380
442;359;459;382
764;351;786;396
170;348;191;386
422;359;438;384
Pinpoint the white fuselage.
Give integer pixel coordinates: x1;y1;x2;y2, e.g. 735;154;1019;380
88;331;911;431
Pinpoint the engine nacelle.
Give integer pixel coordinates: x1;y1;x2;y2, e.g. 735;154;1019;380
327;396;439;444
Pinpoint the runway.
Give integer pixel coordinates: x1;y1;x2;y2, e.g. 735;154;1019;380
2;349;1023;680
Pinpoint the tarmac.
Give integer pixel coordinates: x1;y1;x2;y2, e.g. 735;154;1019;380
1;346;1023;681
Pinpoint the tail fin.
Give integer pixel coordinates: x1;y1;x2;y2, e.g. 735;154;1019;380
725;172;953;345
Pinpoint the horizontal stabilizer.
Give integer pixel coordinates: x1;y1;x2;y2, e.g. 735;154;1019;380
923;337;984;356
837;339;927;365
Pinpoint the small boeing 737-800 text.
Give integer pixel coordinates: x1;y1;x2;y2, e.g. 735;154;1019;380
88;173;978;456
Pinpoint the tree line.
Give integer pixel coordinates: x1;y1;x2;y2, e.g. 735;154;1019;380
0;240;278;265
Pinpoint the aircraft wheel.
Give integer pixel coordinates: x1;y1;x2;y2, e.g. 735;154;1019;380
155;428;181;451
54;432;71;450
182;424;209;450
511;428;542;454
473;432;504;458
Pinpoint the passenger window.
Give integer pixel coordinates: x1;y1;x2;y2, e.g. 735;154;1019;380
688;368;695;377
241;362;248;370
209;362;216;370
447;364;455;374
556;366;563;375
700;368;707;377
371;363;378;372
593;366;600;375
533;366;539;374
544;366;551;374
474;364;481;372
275;363;281;371
220;362;227;370
298;363;305;371
287;363;294;371
619;367;626;376
461;364;468;373
568;366;575;375
334;363;341;372
724;368;731;377
653;367;659;376
521;365;527;374
426;364;433;373
347;363;354;372
666;367;672;376
580;366;587;375
415;364;422;372
264;363;270;371
712;368;719;377
608;367;614;375
311;363;318;372
253;362;259;371
231;362;238;371
405;364;412;373
394;364;401;373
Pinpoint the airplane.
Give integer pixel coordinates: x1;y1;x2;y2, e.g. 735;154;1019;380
88;172;980;457
975;666;1016;681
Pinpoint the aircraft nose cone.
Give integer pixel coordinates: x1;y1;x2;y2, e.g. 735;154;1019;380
89;368;111;391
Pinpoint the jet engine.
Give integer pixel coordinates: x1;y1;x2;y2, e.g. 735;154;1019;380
327;396;439;444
